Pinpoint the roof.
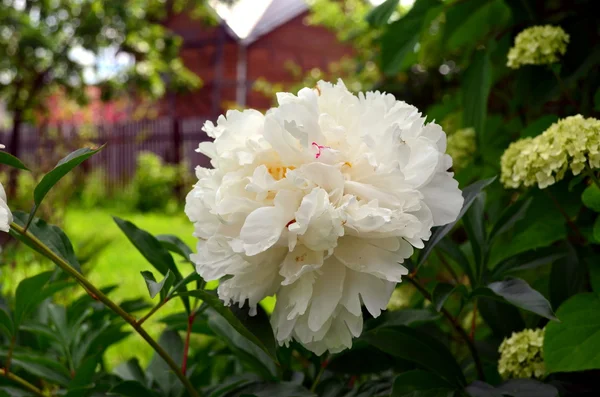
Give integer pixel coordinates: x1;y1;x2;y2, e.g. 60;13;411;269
211;0;308;44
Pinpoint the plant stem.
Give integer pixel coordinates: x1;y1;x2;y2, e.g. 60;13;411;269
1;368;46;397
137;299;168;327
10;223;200;397
181;313;195;375
406;276;485;381
585;165;600;190
310;355;329;393
5;335;16;371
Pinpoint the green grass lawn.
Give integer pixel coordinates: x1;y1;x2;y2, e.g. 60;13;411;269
63;207;197;369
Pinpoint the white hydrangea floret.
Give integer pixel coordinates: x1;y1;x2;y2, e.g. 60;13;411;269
185;80;463;355
0;144;13;233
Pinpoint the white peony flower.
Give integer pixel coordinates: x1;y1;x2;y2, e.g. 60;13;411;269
186;80;463;355
0;144;13;233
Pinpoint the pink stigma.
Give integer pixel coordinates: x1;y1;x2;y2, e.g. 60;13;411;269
312;141;330;159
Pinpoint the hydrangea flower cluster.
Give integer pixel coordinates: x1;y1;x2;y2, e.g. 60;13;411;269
446;128;476;172
507;25;569;69
498;328;545;379
501;115;600;189
0;144;12;233
186;80;463;354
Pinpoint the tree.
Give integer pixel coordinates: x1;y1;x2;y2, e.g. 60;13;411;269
0;0;219;194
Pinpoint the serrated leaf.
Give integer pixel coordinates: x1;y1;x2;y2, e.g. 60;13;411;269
0;151;29;170
363;326;466;386
178;289;277;363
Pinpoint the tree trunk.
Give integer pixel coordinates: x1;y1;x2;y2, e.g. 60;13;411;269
7;109;22;198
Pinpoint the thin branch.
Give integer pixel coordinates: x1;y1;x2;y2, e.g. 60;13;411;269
310;355;329;393
5;335;16;371
0;368;46;397
182;313;196;375
406;276;485;381
10;223;200;397
137;298;169;327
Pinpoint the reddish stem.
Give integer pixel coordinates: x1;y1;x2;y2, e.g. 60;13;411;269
181;313;195;375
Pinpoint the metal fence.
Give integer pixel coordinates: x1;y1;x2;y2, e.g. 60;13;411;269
0;117;212;192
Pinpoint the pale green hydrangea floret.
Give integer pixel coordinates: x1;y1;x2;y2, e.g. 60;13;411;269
507;25;569;69
447;128;476;171
501;115;600;189
498;328;545;380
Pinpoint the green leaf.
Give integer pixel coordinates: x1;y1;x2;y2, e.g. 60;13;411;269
14;271;52;327
466;379;558;397
594;216;600;242
380;0;442;75
475;278;557;320
478;298;524;339
0;349;72;386
179;289;277;362
113;359;147;385
156;234;193;262
366;0;399;26
419;177;496;267
0;308;13;338
363;326;466;386
582;184;600;212
147;330;184;397
489;197;532;242
0;151;29;170
521;115;559;138
114;217;189;312
158;312;213;334
491;247;566;279
463;192;487;275
11;211;82;273
432;283;467;312
30;146;103;223
65;356;100;397
391;370;456;397
462;47;492;142
544;293;600;373
230;305;278;359
376;309;440;327
141;270;174;300
236;382;315;397
328;341;397;374
208;311;277;379
549;245;585;309
169;272;202;298
109;381;161;397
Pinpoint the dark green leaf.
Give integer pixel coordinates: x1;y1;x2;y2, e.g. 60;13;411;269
114;359;147;385
497;379;558;397
65;356;100;397
419;177;496;267
465;381;504;397
14;271;52;327
179;289;276;362
521;115;559;138
489;197;532;242
380;0;442;75
549;245;585;309
328;341;397;374
158;312;213;334
0;308;13;338
376;309;440;328
11;211;82;273
230;305;277;359
236;382;315;397
491;247;566;279
476;278;557;320
208;311;277;379
141;270;174;300
462;47;492;142
463;192;487;276
478;298;525;339
156;234;193;262
114;217;189;312
366;0;399;26
0;349;71;386
437;239;475;283
391;370;456;397
169;272;202;298
0;151;29;170
432;283;467;312
545;293;600;373
582;184;600;212
109;381;161;397
363;326;466;386
147;330;184;397
31;146;103;222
